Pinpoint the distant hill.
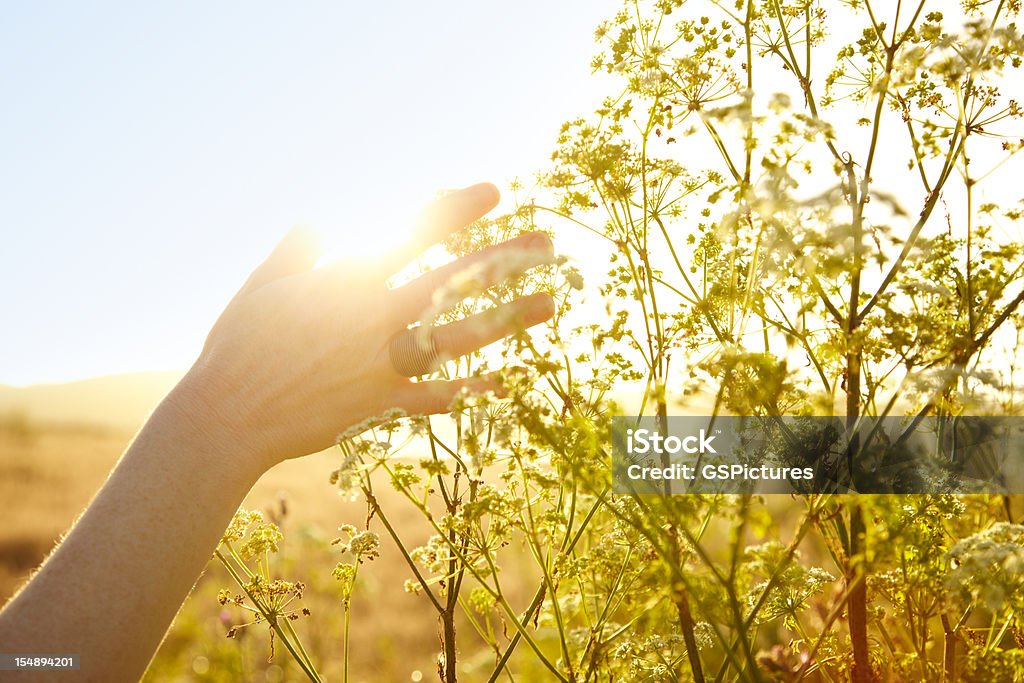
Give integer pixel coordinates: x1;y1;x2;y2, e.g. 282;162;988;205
0;372;183;434
0;371;723;438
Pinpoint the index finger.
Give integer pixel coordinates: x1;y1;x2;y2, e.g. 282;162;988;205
378;182;500;275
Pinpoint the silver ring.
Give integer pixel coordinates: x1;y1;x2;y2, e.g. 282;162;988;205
389;327;441;377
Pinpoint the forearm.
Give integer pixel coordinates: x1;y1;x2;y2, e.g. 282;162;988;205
0;376;262;682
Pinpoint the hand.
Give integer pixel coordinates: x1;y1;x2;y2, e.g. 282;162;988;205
173;183;554;474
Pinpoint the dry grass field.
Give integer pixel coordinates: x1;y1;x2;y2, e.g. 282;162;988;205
0;414;546;682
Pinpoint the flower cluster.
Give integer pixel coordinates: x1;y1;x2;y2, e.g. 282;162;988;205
946;522;1024;613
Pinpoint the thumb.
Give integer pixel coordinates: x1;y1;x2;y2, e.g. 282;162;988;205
235;225;322;298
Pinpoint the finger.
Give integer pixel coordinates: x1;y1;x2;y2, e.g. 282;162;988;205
236;226;321;298
432;293;555;362
389;231;554;324
379;183;500;275
392;374;506;415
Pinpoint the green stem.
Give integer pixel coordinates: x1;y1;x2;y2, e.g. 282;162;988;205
215;550;322;683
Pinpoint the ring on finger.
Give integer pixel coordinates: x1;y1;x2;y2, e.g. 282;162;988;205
388;327;441;377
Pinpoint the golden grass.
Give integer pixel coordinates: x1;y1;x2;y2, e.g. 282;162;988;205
0;421;546;681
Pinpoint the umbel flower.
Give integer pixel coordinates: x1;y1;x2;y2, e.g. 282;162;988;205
214;509;313;663
331;525;381;563
946;522;1024;612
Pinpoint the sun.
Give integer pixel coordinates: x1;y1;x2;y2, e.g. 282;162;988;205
314;200;422;269
318;223;394;265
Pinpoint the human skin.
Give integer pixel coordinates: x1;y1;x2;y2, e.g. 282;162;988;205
0;182;555;681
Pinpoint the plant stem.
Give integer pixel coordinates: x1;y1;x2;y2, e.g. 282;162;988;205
215;550;322;683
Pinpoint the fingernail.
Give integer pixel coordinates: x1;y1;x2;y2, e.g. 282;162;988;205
466;182;500;204
522;231;553;250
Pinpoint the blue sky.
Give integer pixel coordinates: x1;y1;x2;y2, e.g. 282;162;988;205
0;1;615;385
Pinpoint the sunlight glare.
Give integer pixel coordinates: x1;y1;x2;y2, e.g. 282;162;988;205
315;200;422;269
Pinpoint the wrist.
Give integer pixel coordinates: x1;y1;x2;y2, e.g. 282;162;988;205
151;369;272;483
